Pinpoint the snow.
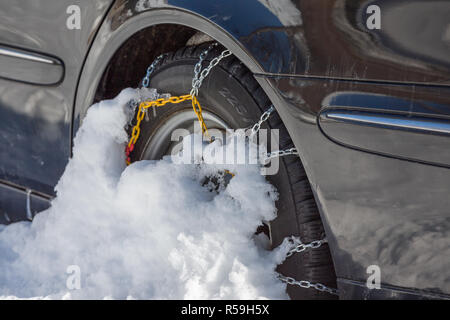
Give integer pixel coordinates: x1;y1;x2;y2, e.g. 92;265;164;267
0;88;291;300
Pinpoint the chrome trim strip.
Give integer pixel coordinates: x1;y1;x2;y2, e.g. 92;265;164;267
326;111;450;135
0;178;53;200
0;47;55;64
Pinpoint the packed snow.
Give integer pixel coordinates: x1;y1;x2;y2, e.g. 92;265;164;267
0;88;291;299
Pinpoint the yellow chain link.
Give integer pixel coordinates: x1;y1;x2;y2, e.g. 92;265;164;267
125;94;210;165
191;95;210;139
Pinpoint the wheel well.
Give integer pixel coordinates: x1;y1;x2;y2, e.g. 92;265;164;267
94;24;200;102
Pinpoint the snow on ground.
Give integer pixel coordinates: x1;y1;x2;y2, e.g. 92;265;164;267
0;88;290;299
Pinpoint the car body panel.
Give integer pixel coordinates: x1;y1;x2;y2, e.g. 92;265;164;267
0;0;449;299
257;74;450;296
134;0;450;84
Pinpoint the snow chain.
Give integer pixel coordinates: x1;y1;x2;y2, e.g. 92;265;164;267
278;236;339;296
286;236;328;258
278;275;339;296
125;43;338;297
126;43;223;164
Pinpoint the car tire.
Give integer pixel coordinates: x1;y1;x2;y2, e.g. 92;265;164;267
128;44;337;300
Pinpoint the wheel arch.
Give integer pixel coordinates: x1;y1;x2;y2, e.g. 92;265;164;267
73;4;276;133
73;0;334;254
73;3;300;190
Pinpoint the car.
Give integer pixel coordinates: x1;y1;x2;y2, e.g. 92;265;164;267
0;0;449;300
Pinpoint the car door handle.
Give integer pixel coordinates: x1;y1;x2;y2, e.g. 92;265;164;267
319;109;450;167
0;44;64;85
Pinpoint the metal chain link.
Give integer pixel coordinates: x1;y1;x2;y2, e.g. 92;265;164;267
191;43;217;92
265;147;299;160
251;105;275;135
248;105;299;163
277;275;339;296
277;236;338;296
188;43;232;138
142;54;166;88
286;236;328;257
190;46;232;97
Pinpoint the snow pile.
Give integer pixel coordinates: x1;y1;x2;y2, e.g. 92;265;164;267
0;88;290;299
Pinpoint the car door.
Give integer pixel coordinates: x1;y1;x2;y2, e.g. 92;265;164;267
0;0;113;223
258;0;450;296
